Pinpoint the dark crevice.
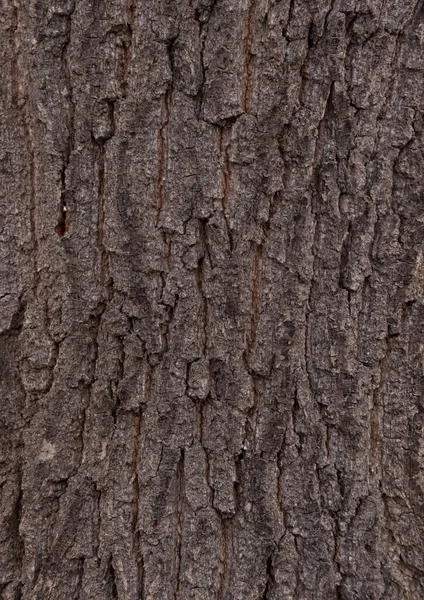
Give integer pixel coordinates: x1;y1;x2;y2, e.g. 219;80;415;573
55;194;68;238
173;448;185;600
10;4;19;107
14;582;23;600
338;223;352;290
110;333;125;421
58;4;76;238
199;399;213;502
242;0;257;112
96;143;114;299
261;553;274;599
282;0;296;40
217;518;230;600
218;127;234;252
132;410;144;599
10;299;26;332
196;256;208;355
194;16;207;118
292;386;305;453
234;448;245;512
75;557;85;600
108;556;118;600
156;87;171;226
196;218;210;355
114;20;133;97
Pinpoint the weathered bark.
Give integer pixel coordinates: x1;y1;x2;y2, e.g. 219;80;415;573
1;0;424;598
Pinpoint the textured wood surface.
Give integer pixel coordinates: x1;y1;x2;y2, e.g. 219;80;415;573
1;0;424;598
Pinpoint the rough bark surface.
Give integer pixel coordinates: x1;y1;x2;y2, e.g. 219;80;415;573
1;0;424;598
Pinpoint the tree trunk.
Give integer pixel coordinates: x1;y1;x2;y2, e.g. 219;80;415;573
1;0;424;598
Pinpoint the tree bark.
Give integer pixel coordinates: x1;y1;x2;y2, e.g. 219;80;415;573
1;0;424;598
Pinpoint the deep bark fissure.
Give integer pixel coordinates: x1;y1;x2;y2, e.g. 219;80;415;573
242;0;257;112
132;409;144;599
156;88;171;225
173;448;185;600
217;518;231;600
108;555;119;600
218;127;234;251
196;219;209;355
261;553;274;600
58;4;76;237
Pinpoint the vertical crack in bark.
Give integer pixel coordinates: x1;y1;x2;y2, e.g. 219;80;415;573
247;243;262;356
282;0;296;39
333;521;343;599
217;518;230;600
14;583;23;600
199;400;213;501
108;555;119;600
58;3;76;237
163;292;178;355
97;143;114;299
125;0;137;29
117;0;135;97
219;129;231;214
234;448;244;513
43;300;60;393
276;446;284;511
292;386;305;454
55;195;68;237
111;333;125;423
97;144;107;279
93;483;101;558
75;557;85;600
196;18;207;118
156;89;171;226
243;244;262;452
13;466;24;597
173;448;184;600
261;553;274;599
242;375;259;454
196;256;208;354
242;0;257;112
132;409;144;599
370;355;386;488
196;219;209;354
304;84;332;396
13;4;38;293
218;128;233;250
10;4;19;108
